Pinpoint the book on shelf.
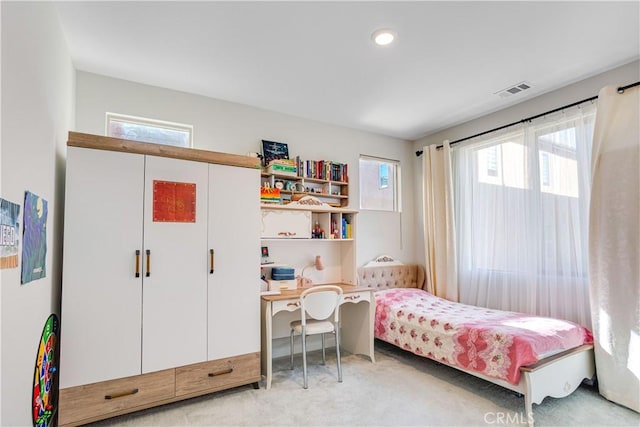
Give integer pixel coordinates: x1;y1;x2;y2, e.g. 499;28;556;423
296;155;303;177
303;160;348;182
340;217;352;239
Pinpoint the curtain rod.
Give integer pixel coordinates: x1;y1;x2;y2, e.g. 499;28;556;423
415;81;640;157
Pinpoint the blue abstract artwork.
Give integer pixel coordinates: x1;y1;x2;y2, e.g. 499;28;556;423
21;191;47;284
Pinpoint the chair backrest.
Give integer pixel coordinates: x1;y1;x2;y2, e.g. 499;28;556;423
299;285;343;325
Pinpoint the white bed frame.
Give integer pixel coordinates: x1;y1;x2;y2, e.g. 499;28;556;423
448;343;594;427
358;259;596;427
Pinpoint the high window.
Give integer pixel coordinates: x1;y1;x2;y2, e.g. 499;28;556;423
106;113;193;148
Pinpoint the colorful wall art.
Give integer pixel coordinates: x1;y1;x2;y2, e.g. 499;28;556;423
0;197;21;269
21;191;48;284
32;314;59;427
153;180;196;222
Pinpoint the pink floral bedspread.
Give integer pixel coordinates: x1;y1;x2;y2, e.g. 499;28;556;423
375;288;593;385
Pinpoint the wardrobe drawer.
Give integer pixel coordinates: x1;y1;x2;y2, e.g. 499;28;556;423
176;352;260;396
58;369;175;426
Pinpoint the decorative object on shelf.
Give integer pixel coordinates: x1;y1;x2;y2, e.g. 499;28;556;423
289;195;325;207
246;152;263;161
312;220;325;239
261;246;270;264
261;140;289;166
274;181;284;190
265;159;297;176
297;255;324;288
260;184;281;204
289;182;307;203
286;181;305;192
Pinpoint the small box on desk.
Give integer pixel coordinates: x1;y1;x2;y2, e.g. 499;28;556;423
268;279;297;291
271;267;295;281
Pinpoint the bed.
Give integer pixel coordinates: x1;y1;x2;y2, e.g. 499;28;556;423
358;256;595;427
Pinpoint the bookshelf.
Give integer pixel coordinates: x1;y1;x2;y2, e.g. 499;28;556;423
259;204;357;288
261;158;349;208
260;174;349;208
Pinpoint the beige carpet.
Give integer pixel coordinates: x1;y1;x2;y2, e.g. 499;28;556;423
92;341;639;426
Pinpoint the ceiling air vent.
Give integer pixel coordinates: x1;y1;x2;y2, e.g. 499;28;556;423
495;81;532;99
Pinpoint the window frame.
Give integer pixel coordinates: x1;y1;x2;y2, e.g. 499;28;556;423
359;155;402;212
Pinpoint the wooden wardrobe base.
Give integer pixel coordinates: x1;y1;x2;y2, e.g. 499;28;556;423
58;352;260;426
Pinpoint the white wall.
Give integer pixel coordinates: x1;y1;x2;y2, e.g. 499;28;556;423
0;2;75;424
411;60;640;265
75;71;418;267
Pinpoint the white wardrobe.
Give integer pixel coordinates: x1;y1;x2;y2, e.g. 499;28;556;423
59;132;261;425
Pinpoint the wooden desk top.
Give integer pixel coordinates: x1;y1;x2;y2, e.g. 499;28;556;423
260;283;370;302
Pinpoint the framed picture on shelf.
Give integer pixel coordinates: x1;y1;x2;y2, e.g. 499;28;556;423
261;246;272;264
261;140;289;165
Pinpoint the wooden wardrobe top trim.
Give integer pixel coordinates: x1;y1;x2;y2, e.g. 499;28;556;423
68;132;261;169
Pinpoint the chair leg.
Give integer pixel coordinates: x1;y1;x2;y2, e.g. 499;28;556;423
290;329;295;370
321;333;326;365
302;327;308;389
335;324;342;383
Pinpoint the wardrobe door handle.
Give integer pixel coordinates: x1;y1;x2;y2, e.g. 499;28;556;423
146;250;151;277
210;249;215;274
135;250;141;278
105;388;138;400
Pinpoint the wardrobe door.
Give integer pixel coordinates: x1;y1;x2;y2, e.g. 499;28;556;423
142;156;209;373
207;164;260;360
60;147;144;388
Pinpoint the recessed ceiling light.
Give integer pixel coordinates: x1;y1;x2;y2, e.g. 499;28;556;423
372;28;396;46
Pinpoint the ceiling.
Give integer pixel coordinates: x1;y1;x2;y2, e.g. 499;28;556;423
54;1;639;141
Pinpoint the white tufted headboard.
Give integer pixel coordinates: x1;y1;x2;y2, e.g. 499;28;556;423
357;263;426;291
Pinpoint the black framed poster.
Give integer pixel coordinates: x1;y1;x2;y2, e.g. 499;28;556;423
261;140;289;165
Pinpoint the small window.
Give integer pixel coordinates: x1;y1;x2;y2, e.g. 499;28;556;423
359;156;401;212
106;113;193;148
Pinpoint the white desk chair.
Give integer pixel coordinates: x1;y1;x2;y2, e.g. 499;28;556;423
289;285;343;389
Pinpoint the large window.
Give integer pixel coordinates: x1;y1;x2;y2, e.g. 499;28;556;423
453;106;595;325
359;156;401;212
106;113;193;148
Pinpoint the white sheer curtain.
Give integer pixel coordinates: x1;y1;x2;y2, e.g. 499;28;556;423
453;105;595;326
422;142;458;300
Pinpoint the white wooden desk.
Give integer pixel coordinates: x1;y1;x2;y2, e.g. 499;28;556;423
260;284;375;389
